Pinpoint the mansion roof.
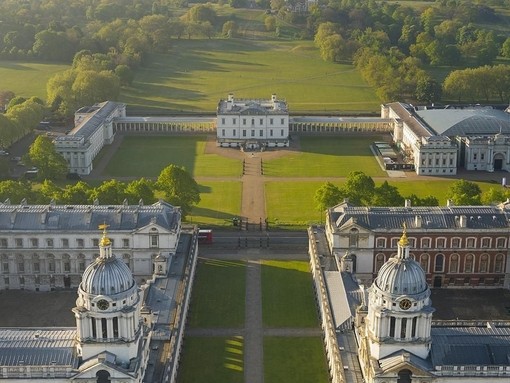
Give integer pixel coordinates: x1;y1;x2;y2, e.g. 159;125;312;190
0;200;180;232
330;202;510;231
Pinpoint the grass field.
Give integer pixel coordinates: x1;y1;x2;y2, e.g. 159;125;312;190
103;136;241;177
264;337;330;383
261;260;319;327
192;181;242;226
264;136;386;177
187;259;245;328
177;337;244;383
121;38;380;114
0;61;69;99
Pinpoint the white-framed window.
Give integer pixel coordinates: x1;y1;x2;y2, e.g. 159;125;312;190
481;237;491;248
408;238;416;248
349;228;359;248
434;254;444;272
150;234;159;248
46;238;54;248
451;237;461;248
77;239;84;248
92;239;99;247
464;254;474;273
421;238;431;249
496;237;506;248
242;130;246;137
242;118;246;125
270;129;273;137
495;254;504;273
376;238;386;248
420;253;429;272
436;238;446;248
259;118;263;125
62;238;69;248
15;238;23;248
259;130;263;137
251;130;255;137
30;238;38;248
449;254;459;273
391;238;399;248
480;254;489;273
281;129;284;136
466;237;476;248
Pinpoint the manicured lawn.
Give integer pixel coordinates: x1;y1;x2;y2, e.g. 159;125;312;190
261;260;318;327
188;259;245;328
0;60;69;100
265;181;324;228
177;336;244;383
121;38;380;114
263;136;386;177
190;181;242;226
102;136;241;177
264;337;329;383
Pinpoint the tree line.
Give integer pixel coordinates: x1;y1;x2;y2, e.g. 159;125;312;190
315;171;509;211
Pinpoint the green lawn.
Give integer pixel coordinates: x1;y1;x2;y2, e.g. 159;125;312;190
191;181;242;226
264;337;330;383
263;136;386;177
188;259;245;328
103;136;241;177
121;38;380;114
0;61;69;99
261;260;319;327
177;337;244;383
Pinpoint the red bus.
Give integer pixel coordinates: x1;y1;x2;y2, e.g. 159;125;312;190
198;229;213;244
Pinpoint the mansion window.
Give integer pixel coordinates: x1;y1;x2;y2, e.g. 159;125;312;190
46;238;54;248
77;239;84;248
473;153;477;160
251;130;255;137
78;254;86;272
434;254;444;272
18;260;24;273
92;239;99;247
450;254;459;273
62;238;69;248
481;237;491;248
0;239;6;248
260;118;263;125
259;130;263;137
270;118;274;125
466;238;476;248
33;262;40;273
464;254;474;273
2;262;9;274
436;238;446;248
30;238;38;248
233;118;236;124
495;254;504;273
376;238;386;248
408;238;416;248
281;129;284;136
15;238;23;248
150;234;159;248
420;254;429;272
451;238;461;248
496;238;506;248
421;238;431;249
123;239;130;248
251;118;255;125
233;130;236;136
480;254;489;273
481;153;485;160
270;129;273;137
243;130;246;137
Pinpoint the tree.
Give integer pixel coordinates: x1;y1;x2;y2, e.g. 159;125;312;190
27;136;68;180
415;77;442;103
314;182;343;213
0;180;35;204
406;194;439;207
371;181;404;206
222;21;239;38
125;178;156;204
89;179;127;204
481;187;509;205
502;37;510;58
0;90;15;111
115;65;134;86
446;179;482;206
264;16;277;32
185;4;217;25
156;165;200;217
343;171;375;206
62;181;92;204
71;70;120;107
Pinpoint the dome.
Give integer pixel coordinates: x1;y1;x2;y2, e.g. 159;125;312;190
375;256;427;296
81;256;135;296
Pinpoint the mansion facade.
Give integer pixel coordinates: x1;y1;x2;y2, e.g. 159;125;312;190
384;102;510;175
0;200;181;291
326;199;510;289
215;93;290;149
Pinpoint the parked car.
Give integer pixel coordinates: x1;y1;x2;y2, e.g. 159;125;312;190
0;150;9;156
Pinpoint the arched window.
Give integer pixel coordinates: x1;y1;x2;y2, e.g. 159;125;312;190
434;254;444;272
62;254;71;273
96;369;111;383
420;254;429;272
464;254;474;273
78;254;86;272
397;369;412;383
495;254;505;273
47;254;55;273
375;254;385;272
349;228;359;248
480;254;489;273
449;254;459;273
32;254;40;273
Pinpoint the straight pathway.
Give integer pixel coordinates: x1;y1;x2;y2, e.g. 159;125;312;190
241;154;266;226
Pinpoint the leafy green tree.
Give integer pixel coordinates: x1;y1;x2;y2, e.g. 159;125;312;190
406;194;439;207
38;180;63;203
415;77;442;103
502;37;510;58
156;165;200;217
33;30;75;61
6;96;27;110
0;180;34;204
371;181;404;206
314;182;343;212
115;65;134;86
481;187;509;205
62;181;92;204
72;70;120;106
89;179;128;204
343;171;375;206
185;4;217;25
0;90;15;111
264;16;277;32
27;136;68;180
222;21;239;38
125;178;156;204
446;179;482;206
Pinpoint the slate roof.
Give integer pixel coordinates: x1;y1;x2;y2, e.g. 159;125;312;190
431;326;510;366
0;201;180;232
0;328;78;367
331;203;510;231
416;108;510;136
217;98;288;114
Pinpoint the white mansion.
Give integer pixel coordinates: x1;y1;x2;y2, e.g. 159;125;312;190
216;93;290;149
0;200;181;291
384;102;510;175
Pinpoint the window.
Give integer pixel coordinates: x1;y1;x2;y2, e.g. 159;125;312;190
408;238;416;248
92;239;99;247
221;118;225;124
150;234;159;248
496;238;506;248
251;130;255;137
401;318;407;339
259;118;263;125
270;129;273;137
376;238;386;248
233;118;236;124
123;254;131;269
480;254;489;273
259;130;263;137
281;129;284;136
349;228;359;248
242;130;246;137
33;262;40;273
436;238;446;248
389;316;396;338
481;153;485;160
46;238;53;248
473;153;477;160
48;256;55;273
451;238;461;248
222;129;225;136
242;118;246;125
281;118;284;124
481;237;490;248
15;238;23;248
375;254;385;272
434;254;444;272
464;254;474;273
0;239;6;248
233;130;236;136
450;254;459;273
420;254;429;272
2;262;9;274
30;238;38;248
495;254;504;273
450;158;453;165
62;238;69;248
251;118;255;125
270;118;274;125
391;238;399;248
77;239;84;248
466;238;475;248
123;239;129;248
421;238;431;248
18;261;24;273
78;254;86;272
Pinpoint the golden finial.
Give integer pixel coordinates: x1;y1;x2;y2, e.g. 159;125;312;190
398;222;409;247
98;223;111;247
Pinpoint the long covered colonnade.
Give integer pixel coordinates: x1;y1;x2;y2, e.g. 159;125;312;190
113;116;216;133
290;116;393;134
